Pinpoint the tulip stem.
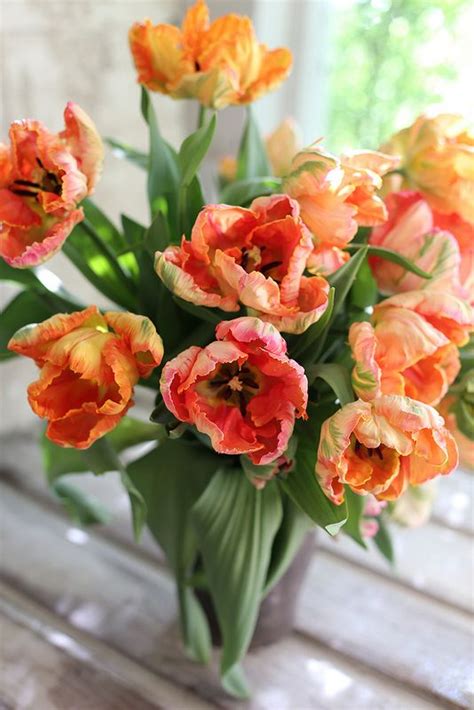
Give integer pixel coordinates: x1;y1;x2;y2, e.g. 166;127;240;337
198;105;207;129
81;219;138;299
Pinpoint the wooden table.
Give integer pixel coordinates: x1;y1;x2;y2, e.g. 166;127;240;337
1;432;473;709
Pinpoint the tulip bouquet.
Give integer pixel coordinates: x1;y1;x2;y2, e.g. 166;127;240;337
1;0;473;698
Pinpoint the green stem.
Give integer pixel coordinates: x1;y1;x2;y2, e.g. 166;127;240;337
197;105;207;129
81;219;137;299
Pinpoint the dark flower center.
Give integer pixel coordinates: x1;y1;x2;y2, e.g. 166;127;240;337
10;157;62;198
207;361;261;415
354;439;385;461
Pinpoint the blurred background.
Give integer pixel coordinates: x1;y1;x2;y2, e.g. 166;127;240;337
1;0;473;431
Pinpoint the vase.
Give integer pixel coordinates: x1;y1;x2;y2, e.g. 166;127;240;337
195;532;315;648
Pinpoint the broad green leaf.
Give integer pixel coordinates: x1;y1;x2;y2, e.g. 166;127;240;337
220;177;280;206
53;481;111;526
373;517;395;564
263;494;313;595
348;243;432;280
128;439;220;662
178;586;212;663
342;488;367;548
350;256;378;309
221;664;251;700
64;222;137;310
141;87;180;222
173;296;224;324
121;215;160;320
281;403;348;534
178;114;216;187
41;421;159;539
105;137;148;170
328;246;369;318
179;174;206;239
308;363;355;405
1;290;57;360
0;260;42;288
191;469;282;694
236;108;271;180
144;210;172;255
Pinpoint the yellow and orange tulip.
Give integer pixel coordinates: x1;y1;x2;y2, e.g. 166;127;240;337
381;113;474;223
283;145;398;275
8;307;163;448
316;395;458;505
349;291;473;406
129;0;292;109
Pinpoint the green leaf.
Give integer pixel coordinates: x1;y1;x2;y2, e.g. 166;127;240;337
281;403;348;534
236;108;271;180
178;174;206;238
105;137;148;170
221;664;251;700
0;260;42;288
128;439;220;663
350;256;378;309
41;421;158;539
53;481;111;526
348;243;432;280
373;517;395;564
64;221;137;310
342;488;367;548
291;288;335;365
178;114;216;187
263;494;313;595
141;87;180;222
173;296;223;325
328;246;369;318
178;587;212;663
121;215;160;320
144;210;171;255
191;469;282;693
308;363;355;405
1;290;56;361
220;177;280;206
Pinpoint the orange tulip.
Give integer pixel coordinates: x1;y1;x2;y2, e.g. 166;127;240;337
8;307;163;448
370;190;473;303
316;395;458;505
155;194;329;334
129;0;292;109
381;113;474;223
0;103;103;268
283;145;398;275
161;317;307;465
349;291;473;406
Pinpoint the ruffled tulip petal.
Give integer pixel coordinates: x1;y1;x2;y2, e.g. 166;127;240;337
104;311;164;378
0;208;84;269
62;102;104;192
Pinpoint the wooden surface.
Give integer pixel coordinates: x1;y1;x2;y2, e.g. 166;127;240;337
0;432;473;709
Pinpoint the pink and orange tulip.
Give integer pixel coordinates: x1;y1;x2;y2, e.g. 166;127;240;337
0;103;103;268
316;395;458;505
350;291;473;406
381;113;474;223
129;0;292;109
8;306;163;448
160;317;307;465
155;194;330;334
370;191;473;302
283;145;398;275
